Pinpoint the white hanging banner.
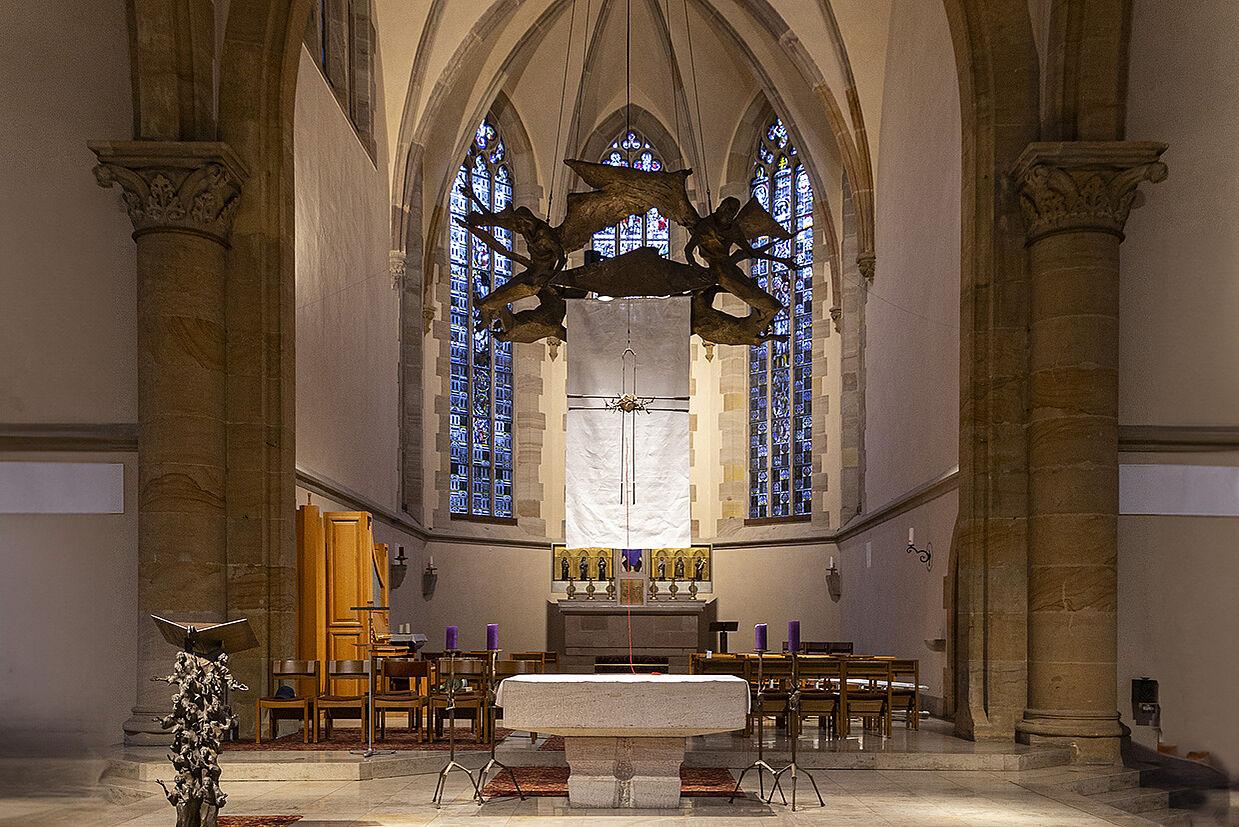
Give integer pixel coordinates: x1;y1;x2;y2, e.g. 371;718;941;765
565;297;691;549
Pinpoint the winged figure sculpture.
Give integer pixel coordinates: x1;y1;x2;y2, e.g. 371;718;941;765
456;157;800;345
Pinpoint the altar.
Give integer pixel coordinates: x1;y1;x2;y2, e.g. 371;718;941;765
497;674;748;808
554;598;715;674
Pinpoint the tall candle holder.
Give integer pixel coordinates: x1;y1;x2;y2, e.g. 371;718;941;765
476;651;525;802
766;650;824;810
729;650;785;804
432;656;481;806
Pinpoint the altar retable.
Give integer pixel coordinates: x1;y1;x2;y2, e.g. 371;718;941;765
497;673;749;808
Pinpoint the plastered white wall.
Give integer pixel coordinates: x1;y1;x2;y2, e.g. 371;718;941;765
865;0;961;508
295;47;399;510
0;454;138;754
1121;0;1239;427
0;0;136;423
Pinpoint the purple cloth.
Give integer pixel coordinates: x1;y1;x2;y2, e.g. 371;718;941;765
486;623;499;651
622;548;642;570
788;621;800;654
446;625;458;651
755;623;768;652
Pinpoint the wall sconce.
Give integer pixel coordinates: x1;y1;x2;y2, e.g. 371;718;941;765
390;545;409;589
906;528;932;571
826;555;842;602
422;555;438;597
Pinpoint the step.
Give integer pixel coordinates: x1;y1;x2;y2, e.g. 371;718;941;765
1141;808;1196;826
1093;786;1171;815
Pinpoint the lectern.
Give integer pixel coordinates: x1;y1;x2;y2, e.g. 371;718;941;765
150;615;256;827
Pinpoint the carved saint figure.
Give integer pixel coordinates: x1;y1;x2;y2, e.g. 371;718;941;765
561;556;570;581
674;558;685;579
694;557;706;581
579;557;589;582
598;556;608;580
657;559;667;580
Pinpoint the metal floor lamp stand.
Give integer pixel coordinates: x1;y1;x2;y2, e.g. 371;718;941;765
433;655;481;806
349;605;395;759
477;652;525;802
767;651;824;811
730;651;785;805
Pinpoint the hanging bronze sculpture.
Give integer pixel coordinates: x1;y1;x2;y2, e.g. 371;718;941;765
456;159;796;346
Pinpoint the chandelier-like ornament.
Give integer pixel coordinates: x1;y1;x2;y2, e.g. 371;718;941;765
457;159;795;346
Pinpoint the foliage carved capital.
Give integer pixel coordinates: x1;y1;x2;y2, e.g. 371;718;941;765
89;142;248;246
1014;141;1167;244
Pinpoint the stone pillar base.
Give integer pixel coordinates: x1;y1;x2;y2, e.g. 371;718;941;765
123;707;173;746
563;736;684;808
1016;709;1125;764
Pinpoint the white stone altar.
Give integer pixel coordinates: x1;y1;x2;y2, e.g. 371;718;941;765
497;674;749;808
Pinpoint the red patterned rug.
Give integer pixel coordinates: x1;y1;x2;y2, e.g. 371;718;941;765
481;766;742;798
223;727;511;752
538;734;565;751
218;817;301;826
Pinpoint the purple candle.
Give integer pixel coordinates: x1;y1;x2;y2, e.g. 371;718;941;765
755;623;768;652
788;620;801;654
486;623;499;651
446;625;458;651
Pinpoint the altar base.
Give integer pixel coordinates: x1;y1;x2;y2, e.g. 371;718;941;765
564;736;683;808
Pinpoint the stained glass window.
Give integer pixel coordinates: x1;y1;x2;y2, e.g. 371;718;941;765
448;118;514;518
749;118;813;519
590;131;670;259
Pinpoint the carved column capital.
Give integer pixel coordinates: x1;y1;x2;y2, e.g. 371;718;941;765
1014;141;1167;244
89;141;248;246
829;305;842;333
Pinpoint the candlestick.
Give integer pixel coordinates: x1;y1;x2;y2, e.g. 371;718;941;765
486;623;499;651
755;623;768;652
446;625;458;651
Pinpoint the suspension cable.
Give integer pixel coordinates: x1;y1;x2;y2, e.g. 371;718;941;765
548;0;578;216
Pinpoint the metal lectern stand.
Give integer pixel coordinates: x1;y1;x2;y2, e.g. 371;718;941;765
767;651;824;811
730;650;785;804
350;604;395;759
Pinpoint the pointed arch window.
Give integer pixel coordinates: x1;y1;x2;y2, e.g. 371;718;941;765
749;118;813;519
448;119;514;519
590;131;671;258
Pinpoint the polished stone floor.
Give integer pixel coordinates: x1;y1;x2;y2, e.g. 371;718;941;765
0;752;1178;826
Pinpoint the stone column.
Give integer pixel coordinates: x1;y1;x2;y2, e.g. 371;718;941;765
90;142;246;744
1013;141;1166;763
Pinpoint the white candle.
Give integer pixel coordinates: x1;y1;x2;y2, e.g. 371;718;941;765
829;556;835;569
908;527;915;544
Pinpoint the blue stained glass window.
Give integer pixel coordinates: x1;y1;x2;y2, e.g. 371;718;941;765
449;117;514;518
750;118;812;519
591;131;671;260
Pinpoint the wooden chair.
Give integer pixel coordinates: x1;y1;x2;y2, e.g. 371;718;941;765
753;654;793;734
890;659;920;729
796;655;842;737
429;657;486;742
541;651;559;671
840;658;893;737
315;659;369;741
255;659;318;744
374;658;431;741
509;652;546;672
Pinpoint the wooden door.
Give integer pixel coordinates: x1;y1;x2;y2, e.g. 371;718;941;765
323;511;373;688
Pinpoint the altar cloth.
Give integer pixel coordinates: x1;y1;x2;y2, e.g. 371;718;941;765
497;674;749;736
